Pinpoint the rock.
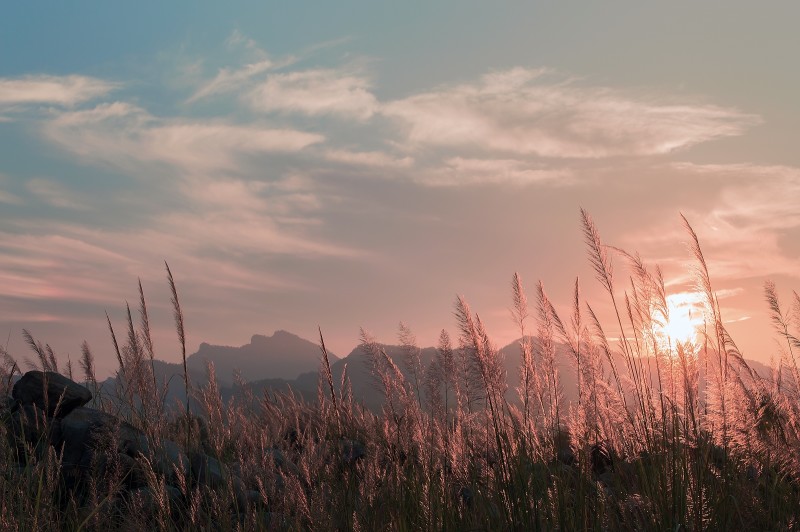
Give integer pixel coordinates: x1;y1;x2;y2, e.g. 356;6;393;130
2;396;17;414
339;439;366;468
746;464;760;482
56;407;148;463
591;442;613;475
7;403;57;462
259;512;285;529
128;484;183;514
151;439;189;484
557;445;576;466
268;448;301;477
12;371;91;418
457;486;474;508
232;477;264;510
115;452;147;488
8;403;47;441
52;406;153;493
191;452;229;488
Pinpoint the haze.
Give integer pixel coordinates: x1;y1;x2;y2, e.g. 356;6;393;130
1;3;799;377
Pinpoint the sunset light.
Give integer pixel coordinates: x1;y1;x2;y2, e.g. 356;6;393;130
2;4;800;530
654;292;704;347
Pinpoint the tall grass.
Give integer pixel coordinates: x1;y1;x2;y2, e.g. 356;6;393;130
1;211;800;530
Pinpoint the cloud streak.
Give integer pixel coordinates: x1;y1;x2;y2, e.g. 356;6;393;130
422;157;571;186
0;75;117;107
247;68;378;120
188;59;277;102
43;102;324;175
628;163;800;284
382;68;759;158
26;178;87;210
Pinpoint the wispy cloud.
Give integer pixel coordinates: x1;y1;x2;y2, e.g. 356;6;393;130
188;59;278;102
422;157;571;186
629;163;800;283
0;172;361;311
382;68;759;158
323;149;413;168
188;31;355;104
0;174;22;204
247;68;378;120
0;190;21;204
26;178;87;210
43;102;324;175
0;75;117;108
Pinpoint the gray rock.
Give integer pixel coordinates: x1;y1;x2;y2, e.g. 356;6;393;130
339;439;365;467
55;407;148;466
268;448;301;477
51;406;153;493
191;452;229;488
128;484;183;514
151;439;189;483
457;486;473;508
115;452;147;488
7;403;56;461
232;477;263;510
2;396;17;413
12;371;92;418
590;442;613;475
557;445;576;466
9;403;47;441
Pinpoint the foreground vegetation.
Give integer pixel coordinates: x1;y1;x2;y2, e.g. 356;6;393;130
2;210;800;530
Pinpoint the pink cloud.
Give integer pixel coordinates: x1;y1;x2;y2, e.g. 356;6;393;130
421;157;571;186
625;163;800;283
43;102;325;175
382;68;759;158
0;75;116;107
247;68;378;120
26;178;87;210
323;149;413;168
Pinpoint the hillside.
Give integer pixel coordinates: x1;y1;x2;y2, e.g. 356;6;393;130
97;331;774;415
186;330;336;385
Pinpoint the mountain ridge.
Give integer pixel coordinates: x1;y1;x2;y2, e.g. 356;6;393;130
186;329;337;385
96;330;774;414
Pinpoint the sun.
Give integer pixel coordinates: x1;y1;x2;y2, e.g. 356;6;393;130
654;293;703;348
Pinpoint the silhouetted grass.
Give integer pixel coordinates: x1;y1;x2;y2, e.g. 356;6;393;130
2;211;800;530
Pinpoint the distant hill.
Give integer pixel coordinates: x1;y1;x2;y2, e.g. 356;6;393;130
238;336;776;412
95;330;335;410
94;330;776;415
242;338;572;411
186;330;336;385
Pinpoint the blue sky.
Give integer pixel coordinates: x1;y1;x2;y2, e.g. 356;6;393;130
2;3;800;375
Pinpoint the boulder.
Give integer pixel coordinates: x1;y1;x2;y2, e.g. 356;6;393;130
52;406;150;491
590;442;613;475
151;439;189;483
191;452;229;488
12;371;91;418
7;403;57;461
128;484;184;515
339;439;366;468
2;396;17;413
56;407;149;461
267;448;301;477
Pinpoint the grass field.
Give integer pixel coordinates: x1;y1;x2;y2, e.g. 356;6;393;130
2;210;799;530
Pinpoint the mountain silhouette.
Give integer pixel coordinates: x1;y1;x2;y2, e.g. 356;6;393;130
186;330;337;385
95;330;774;415
235;335;775;412
241;337;575;410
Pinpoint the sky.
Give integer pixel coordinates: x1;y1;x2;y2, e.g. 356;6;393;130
1;3;800;377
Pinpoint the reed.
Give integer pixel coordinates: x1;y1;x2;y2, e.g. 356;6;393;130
1;211;799;530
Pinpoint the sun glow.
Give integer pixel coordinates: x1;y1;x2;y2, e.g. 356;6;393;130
654;292;704;348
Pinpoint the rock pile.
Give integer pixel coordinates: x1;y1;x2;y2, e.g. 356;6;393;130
0;371;276;525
